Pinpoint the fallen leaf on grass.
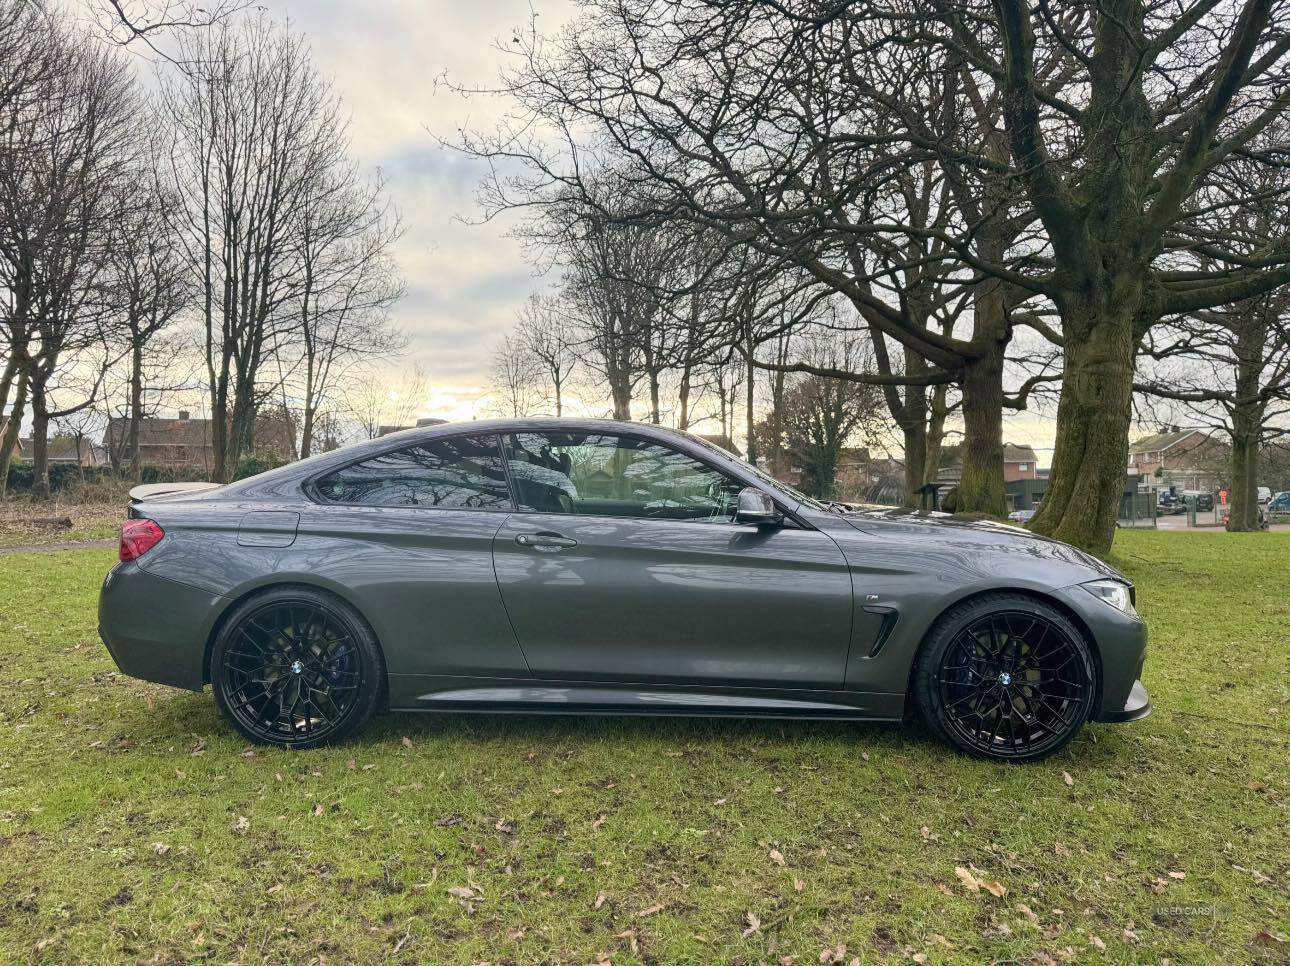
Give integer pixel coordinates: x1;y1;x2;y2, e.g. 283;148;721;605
1089;935;1106;952
616;929;640;954
638;903;665;918
592;813;607;829
955;866;1006;897
593;891;607;910
1062;771;1074;786
505;926;525;942
401;736;413;749
793;877;805;893
1015;902;1039;923
1167;870;1186;880
233;815;250;835
742;911;761;937
151;842;170;856
494;818;514;834
769;847;786;867
312;803;323;817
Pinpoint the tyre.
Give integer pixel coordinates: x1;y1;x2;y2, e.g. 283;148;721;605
913;593;1096;762
211;586;385;749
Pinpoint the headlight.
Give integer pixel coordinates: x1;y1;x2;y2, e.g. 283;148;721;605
1081;579;1137;617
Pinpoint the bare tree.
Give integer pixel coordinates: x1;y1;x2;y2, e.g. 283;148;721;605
157;14;352;481
514;292;577;416
457;0;1290;553
0;7;138;497
288;168;405;457
489;335;541;418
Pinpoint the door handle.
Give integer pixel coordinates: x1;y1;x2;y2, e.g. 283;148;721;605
515;532;578;550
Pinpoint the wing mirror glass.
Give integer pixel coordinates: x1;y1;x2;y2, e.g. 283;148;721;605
735;488;780;526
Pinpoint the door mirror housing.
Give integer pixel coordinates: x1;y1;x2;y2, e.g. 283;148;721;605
735;488;780;526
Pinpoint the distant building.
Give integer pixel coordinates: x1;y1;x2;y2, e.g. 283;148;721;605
377;417;449;438
14;435;106;466
937;442;1041;484
1003;443;1040;482
1127;429;1228;492
696;433;743;458
102;409;296;471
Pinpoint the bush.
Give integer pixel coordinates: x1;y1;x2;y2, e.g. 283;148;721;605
5;463;112;494
234;453;289;480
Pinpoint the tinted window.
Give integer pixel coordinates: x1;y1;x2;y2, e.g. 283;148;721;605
502;431;743;522
316;435;511;509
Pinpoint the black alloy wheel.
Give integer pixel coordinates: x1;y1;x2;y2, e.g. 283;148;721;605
915;594;1095;761
212;587;384;748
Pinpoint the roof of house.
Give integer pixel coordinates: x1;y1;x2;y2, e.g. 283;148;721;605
696;434;743;458
16;435;104;463
1128;429;1204;453
1003;443;1039;463
105;416;211;448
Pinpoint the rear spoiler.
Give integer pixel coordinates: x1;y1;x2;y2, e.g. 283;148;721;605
128;482;224;505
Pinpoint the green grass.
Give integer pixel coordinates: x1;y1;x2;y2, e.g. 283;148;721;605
0;531;1286;963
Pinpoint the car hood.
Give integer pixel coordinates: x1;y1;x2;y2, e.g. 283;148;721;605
838;507;1128;583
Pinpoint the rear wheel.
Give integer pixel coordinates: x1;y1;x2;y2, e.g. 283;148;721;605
914;594;1095;762
211;587;385;749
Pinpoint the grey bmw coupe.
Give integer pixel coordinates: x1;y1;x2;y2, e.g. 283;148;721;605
99;418;1149;761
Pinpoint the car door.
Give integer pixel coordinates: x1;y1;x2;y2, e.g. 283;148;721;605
491;429;854;690
303;433;529;680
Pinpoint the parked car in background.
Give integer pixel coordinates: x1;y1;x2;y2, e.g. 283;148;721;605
1269;491;1290;512
1156;490;1184;515
1007;508;1036;524
1257;486;1272;504
99;418;1150;762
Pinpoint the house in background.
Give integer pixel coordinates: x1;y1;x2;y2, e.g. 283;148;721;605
102;409;296;471
13;435;106;466
937;442;1041;485
376;417;448;437
1127;429;1228;492
696;433;742;457
1003;443;1039;481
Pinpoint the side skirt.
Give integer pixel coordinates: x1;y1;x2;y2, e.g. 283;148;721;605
387;674;907;721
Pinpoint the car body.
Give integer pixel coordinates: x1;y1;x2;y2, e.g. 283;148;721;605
99;418;1149;761
1256;486;1272;504
1006;508;1036;524
1270;491;1290;513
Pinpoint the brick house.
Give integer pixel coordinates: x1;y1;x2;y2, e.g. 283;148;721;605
1127;429;1229;492
102;410;296;471
938;443;1041;484
1003;443;1040;482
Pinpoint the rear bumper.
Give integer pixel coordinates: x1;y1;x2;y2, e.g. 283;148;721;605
1096;678;1151;723
98;561;227;691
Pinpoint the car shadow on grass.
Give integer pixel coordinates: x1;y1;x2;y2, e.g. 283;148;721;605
120;685;1139;769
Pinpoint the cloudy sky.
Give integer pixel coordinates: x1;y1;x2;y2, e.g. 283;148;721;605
253;0;576;421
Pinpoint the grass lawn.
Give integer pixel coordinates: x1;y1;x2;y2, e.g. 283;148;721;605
0;531;1286;963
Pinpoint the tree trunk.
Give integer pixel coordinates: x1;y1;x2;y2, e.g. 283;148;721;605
901;417;927;507
677;366;691;429
0;370;29;497
1029;307;1137;555
129;341;144;482
957;342;1008;516
1227;414;1260;531
31;392;50;501
745;339;756;465
609;372;632;421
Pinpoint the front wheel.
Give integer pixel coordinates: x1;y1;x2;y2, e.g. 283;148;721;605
211;587;385;749
914;594;1095;762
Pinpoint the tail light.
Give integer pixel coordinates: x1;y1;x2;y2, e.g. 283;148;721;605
120;518;165;561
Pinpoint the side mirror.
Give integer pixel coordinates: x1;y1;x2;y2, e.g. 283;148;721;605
735;488;780;526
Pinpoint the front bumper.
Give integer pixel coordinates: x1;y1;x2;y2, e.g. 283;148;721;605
1097;678;1151;722
98;560;227;691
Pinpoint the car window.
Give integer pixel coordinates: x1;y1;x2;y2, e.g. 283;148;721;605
502;431;744;522
315;434;512;509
